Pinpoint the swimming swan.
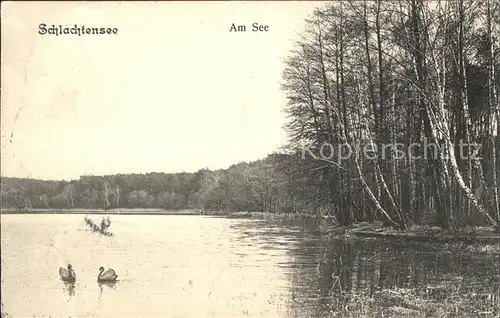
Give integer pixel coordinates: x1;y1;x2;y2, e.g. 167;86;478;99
98;267;118;282
59;264;76;282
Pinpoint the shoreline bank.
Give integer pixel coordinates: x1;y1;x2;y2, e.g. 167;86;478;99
345;221;499;244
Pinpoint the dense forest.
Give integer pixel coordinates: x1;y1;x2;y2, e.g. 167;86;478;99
281;0;500;230
1;0;499;230
0;154;316;214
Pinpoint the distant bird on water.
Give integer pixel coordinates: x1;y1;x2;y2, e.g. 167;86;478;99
98;267;118;282
59;264;76;283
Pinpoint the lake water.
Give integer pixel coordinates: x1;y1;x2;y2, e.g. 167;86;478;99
1;214;499;317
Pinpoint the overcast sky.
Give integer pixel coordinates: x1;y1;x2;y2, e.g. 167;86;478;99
1;1;321;181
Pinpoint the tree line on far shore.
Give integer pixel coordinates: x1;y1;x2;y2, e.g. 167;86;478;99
0;154;320;215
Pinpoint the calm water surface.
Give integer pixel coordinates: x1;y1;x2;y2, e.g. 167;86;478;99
1;214;498;317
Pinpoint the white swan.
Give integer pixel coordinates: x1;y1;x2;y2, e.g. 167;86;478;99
59;264;76;282
98;267;118;282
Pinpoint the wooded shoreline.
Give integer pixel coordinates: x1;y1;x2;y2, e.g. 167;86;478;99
344;221;500;244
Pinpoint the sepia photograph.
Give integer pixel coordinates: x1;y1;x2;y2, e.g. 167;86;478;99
1;1;499;317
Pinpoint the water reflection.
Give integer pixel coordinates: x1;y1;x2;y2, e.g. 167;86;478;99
98;281;117;307
99;281;118;290
62;281;75;298
231;217;499;317
292;235;498;316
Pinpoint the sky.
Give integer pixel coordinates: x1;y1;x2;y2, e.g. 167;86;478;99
1;1;322;181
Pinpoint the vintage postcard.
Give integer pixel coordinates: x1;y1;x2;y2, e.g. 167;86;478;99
1;1;499;317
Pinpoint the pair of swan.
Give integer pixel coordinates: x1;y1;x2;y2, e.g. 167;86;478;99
59;264;118;283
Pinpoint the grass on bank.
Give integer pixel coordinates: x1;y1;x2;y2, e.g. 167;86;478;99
332;284;500;317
